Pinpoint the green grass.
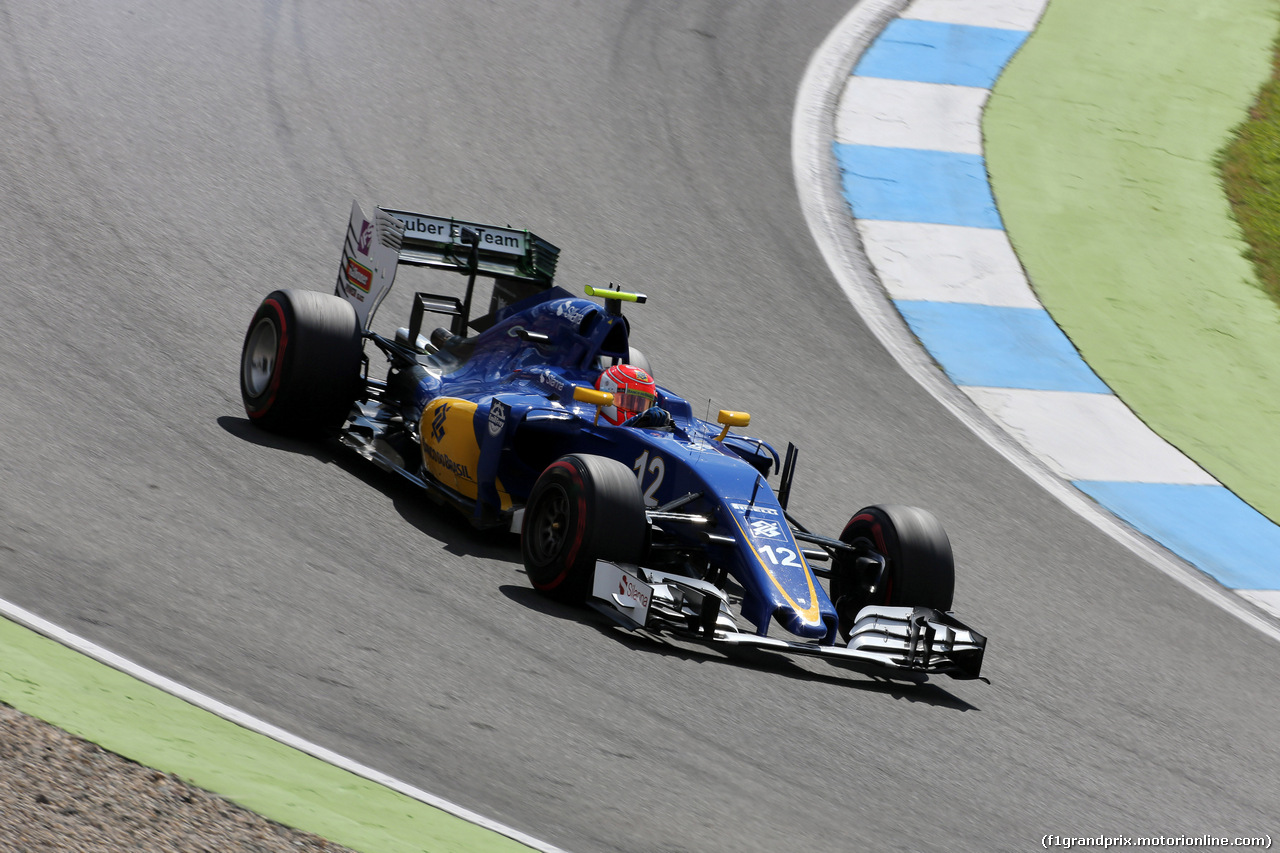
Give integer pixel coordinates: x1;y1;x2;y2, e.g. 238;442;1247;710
986;0;1280;524
1221;32;1280;306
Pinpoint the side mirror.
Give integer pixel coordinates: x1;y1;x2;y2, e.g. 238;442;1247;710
574;386;615;425
715;410;750;441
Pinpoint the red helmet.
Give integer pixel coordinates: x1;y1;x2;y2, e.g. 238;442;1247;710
596;364;656;425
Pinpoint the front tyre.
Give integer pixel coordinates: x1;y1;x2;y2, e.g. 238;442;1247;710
829;504;955;640
522;454;647;602
240;289;363;436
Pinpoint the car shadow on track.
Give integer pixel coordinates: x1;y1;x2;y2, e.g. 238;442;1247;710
498;584;979;711
218;416;516;561
221;416;979;710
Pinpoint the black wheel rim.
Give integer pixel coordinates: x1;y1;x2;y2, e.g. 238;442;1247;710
834;534;884;639
527;484;570;566
849;536;883;603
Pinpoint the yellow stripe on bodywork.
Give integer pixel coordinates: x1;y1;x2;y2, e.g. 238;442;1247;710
420;398;480;499
728;513;823;625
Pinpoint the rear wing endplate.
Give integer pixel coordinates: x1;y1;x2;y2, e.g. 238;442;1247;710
335;202;404;329
335;201;560;331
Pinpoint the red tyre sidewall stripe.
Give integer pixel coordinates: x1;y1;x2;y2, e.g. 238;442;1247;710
540;460;588;591
247;298;289;418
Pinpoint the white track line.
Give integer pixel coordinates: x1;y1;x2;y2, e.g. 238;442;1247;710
0;596;570;853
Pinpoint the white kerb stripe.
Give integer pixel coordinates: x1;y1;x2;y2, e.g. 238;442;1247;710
902;0;1047;31
837;78;989;155
857;221;1042;308
1238;591;1280;620
961;387;1220;484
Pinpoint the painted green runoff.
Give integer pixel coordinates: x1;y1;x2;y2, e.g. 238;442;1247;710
0;616;534;853
985;0;1280;522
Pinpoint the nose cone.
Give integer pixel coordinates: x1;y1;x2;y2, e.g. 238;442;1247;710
774;604;838;642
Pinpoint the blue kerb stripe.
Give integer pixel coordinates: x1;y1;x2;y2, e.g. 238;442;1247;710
895;301;1112;392
1074;481;1280;591
833;144;1002;228
854;18;1030;88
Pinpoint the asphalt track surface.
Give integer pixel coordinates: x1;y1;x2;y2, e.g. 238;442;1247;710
1;2;1278;852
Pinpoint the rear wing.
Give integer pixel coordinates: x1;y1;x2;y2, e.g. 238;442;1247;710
385;208;559;285
335;201;560;332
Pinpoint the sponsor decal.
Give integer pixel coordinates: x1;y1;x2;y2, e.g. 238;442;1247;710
420;398;482;499
617;573;651;608
488;400;508;437
536;369;566;392
479;229;522;251
553;301;591;325
592;561;654;626
431;402;449;442
729;512;823;626
394;215;527;256
731;503;778;515
356;219;373;255
422;442;471;481
397;215;452;239
749;519;783;540
344;256;373;293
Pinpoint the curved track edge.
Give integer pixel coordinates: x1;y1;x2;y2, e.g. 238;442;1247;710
791;0;1280;643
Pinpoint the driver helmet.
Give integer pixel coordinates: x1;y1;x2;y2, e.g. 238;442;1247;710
596;364;656;425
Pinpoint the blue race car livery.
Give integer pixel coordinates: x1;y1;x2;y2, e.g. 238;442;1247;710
239;203;986;681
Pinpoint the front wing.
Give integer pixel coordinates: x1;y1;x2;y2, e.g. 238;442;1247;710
590;560;987;682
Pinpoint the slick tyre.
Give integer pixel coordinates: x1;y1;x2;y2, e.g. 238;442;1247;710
522;454;647;603
240;289;363;436
829;504;955;641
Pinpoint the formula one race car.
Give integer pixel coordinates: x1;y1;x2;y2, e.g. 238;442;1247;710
239;203;987;681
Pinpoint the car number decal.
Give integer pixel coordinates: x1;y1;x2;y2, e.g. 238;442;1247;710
758;545;802;567
632;450;665;507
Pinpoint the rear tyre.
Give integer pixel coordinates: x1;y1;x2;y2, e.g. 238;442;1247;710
829;504;954;641
626;346;651;377
522;454;647;602
240;289;363;436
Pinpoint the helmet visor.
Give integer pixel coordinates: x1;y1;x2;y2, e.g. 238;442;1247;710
616;387;655;417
